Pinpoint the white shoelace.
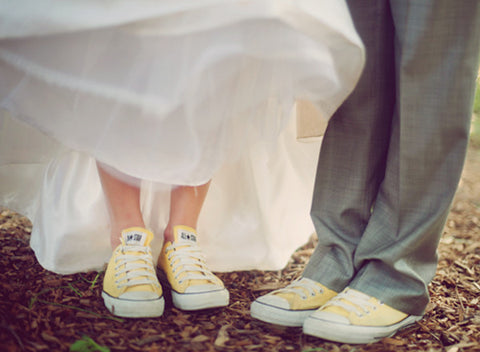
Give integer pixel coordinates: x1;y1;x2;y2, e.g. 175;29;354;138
166;242;218;285
323;289;378;317
114;245;160;288
274;277;323;300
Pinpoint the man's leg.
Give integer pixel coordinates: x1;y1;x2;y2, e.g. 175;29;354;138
350;0;480;316
303;0;395;292
250;0;396;326
303;0;480;344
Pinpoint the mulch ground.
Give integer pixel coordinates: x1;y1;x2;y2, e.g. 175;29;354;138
1;144;479;352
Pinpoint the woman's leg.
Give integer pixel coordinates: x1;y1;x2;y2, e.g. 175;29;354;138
97;163;164;318
158;180;229;310
97;163;145;248
163;181;211;241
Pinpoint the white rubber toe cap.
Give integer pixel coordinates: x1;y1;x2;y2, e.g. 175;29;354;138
120;291;160;300
184;283;224;293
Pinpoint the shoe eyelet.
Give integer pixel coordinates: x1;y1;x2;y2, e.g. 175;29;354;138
301;295;307;300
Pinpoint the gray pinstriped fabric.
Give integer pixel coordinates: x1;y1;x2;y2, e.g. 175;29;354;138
303;0;480;315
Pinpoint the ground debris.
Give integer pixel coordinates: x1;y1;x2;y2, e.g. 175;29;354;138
1;146;479;351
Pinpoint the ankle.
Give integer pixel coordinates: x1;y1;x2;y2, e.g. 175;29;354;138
163;227;174;242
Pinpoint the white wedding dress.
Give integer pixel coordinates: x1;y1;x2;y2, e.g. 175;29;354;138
0;0;364;274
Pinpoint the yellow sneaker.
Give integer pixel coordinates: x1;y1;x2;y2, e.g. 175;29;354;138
158;225;229;311
303;287;423;344
102;227;164;318
250;277;337;327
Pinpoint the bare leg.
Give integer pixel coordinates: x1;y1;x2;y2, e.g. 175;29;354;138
164;181;211;242
159;180;229;311
98;164;164;318
97;163;145;248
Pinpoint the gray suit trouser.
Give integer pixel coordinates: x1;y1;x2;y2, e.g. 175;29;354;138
303;0;480;316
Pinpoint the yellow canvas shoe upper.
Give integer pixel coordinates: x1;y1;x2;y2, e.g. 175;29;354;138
103;227;162;299
312;287;408;326
256;277;337;311
158;225;224;294
303;287;423;343
250;277;337;327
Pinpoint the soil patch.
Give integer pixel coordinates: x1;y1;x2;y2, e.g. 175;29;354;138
1;145;479;352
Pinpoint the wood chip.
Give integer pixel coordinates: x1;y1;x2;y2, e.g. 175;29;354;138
1;146;480;351
214;325;230;347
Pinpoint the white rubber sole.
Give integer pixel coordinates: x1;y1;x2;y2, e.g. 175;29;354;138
250;300;314;327
102;291;165;318
303;314;423;344
172;288;229;311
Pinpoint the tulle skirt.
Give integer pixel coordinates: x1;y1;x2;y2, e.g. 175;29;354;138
0;0;364;273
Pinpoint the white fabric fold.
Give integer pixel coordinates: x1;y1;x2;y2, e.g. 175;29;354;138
0;0;364;273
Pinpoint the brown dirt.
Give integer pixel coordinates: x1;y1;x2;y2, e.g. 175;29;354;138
1;144;479;352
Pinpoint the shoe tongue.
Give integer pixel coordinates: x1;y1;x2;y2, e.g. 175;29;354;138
173;226;197;244
121;227;153;247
